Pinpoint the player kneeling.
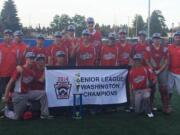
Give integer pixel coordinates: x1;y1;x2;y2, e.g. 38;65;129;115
129;54;157;118
3;52;53;120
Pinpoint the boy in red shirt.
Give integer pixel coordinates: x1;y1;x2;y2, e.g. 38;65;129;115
129;53;157;118
27;34;48;63
86;17;102;64
72;29;96;66
0;29;17;99
48;31;69;66
12;30;28;65
133;31;151;67
3;52;53;120
99;33;118;66
168;31;180;99
147;33;170;113
65;25;78;66
117;29;133;66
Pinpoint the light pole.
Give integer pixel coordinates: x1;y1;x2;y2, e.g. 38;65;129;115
148;0;151;39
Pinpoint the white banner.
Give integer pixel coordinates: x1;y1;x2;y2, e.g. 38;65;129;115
45;68;128;107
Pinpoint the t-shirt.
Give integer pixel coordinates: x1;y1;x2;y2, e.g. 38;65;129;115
168;44;180;74
0;42;17;77
12;66;35;93
99;44;118;66
76;43;96;66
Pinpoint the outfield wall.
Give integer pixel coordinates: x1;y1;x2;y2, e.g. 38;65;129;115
0;38;53;47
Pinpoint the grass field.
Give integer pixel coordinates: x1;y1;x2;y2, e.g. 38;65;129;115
0;92;180;135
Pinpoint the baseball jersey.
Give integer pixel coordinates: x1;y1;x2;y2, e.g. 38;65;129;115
12;66;35;93
12;42;28;65
133;42;150;65
168;44;180;74
76;43;96;66
48;44;69;66
99;44;118;66
0;42;17;77
129;66;156;90
148;44;168;70
117;42;132;66
31;65;44;91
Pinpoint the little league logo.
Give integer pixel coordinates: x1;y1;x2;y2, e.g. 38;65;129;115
54;78;72;99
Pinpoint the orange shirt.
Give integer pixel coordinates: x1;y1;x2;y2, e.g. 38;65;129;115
0;42;17;77
168;44;180;74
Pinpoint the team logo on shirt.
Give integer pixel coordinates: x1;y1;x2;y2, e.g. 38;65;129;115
134;76;145;83
22;76;34;84
80;53;93;60
54;77;72;99
103;53;115;60
122;52;129;59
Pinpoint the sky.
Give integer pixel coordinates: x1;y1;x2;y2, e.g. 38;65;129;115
0;0;180;28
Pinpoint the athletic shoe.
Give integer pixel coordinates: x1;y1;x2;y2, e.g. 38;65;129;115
147;112;154;118
40;115;54;120
4;106;17;120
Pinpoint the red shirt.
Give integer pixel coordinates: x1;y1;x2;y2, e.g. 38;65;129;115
12;42;28;65
89;29;102;58
12;66;35;93
133;42;150;65
89;30;102;42
27;46;48;63
129;66;156;90
0;42;17;77
168;44;180;74
148;44;168;70
64;37;79;54
76;43;96;66
48;44;69;66
31;65;44;90
117;42;132;66
99;44;118;66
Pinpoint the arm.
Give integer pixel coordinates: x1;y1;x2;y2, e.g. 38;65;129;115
70;43;79;58
38;72;45;83
4;78;15;103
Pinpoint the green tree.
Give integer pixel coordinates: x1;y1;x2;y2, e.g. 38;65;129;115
100;24;112;37
150;10;168;36
132;14;145;36
50;14;72;32
72;14;86;37
0;0;22;31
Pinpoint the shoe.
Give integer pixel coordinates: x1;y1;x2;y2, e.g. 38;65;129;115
40;115;54;120
4;106;17;120
147;112;154;118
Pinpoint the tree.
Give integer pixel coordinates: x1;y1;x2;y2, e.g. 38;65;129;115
0;0;22;31
132;14;145;36
100;24;112;37
50;14;72;32
150;10;168;36
72;14;86;37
